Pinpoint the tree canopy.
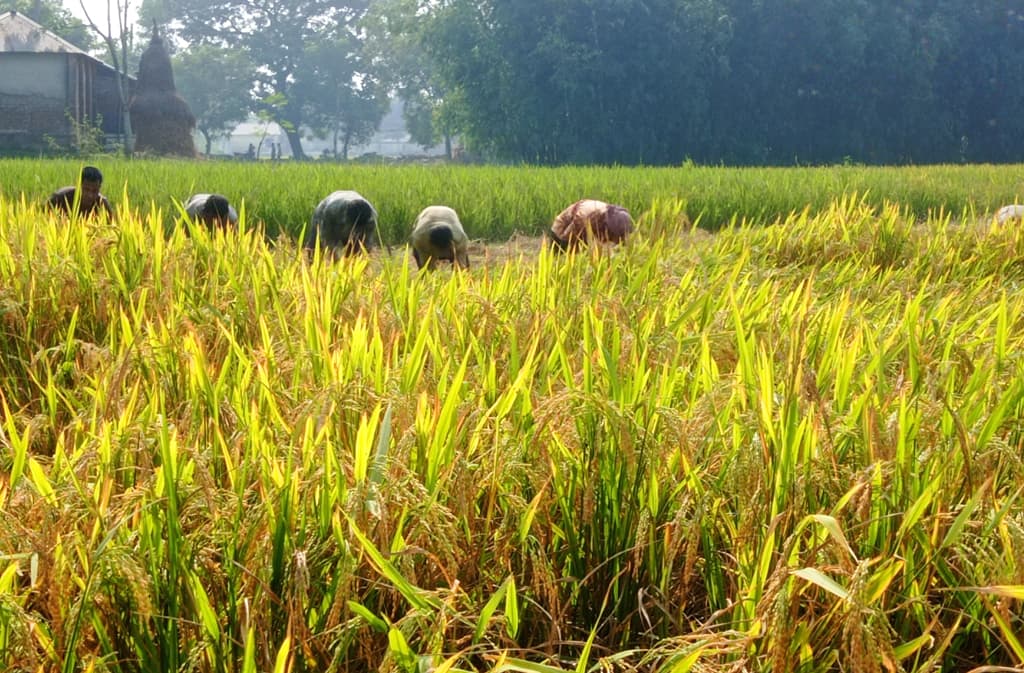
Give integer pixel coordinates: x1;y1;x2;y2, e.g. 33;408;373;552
148;0;382;159
390;0;1024;165
84;0;1024;165
173;45;255;155
362;0;458;156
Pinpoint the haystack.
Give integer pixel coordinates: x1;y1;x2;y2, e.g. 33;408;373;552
130;24;197;157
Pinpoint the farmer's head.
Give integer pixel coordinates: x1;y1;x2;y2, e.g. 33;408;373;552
79;166;104;209
202;194;234;228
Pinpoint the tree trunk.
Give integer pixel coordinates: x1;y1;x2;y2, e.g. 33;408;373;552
283;125;305;160
78;0;134;155
118;73;133;156
117;27;133;156
201;128;212;156
444;133;452;160
99;34;132;156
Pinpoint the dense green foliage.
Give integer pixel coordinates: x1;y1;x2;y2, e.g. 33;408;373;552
2;176;1024;671
363;0;458;157
139;0;385;160
173;46;257;156
11;0;1024;166
3;159;1024;243
410;0;1024;165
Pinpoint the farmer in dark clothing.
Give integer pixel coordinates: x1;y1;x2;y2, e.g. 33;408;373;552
47;166;114;219
305;190;378;257
184;193;239;231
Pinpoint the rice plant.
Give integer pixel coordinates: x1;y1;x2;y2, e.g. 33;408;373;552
1;169;1023;672
3;158;1023;243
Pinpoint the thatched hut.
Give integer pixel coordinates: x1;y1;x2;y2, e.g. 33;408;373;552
129;24;196;157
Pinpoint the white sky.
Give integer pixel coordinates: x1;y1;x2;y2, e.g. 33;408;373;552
64;0;139;34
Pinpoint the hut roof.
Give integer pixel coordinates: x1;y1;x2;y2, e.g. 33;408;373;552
0;10;84;53
135;23;176;93
0;10;130;79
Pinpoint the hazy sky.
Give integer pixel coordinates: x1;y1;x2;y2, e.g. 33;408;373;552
64;0;139;32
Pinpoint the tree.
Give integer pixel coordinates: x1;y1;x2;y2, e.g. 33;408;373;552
362;0;459;157
300;29;390;160
305;77;390;160
135;0;1024;166
173;45;255;155
155;0;371;160
422;0;732;164
931;0;1024;163
710;0;874;163
76;0;136;156
0;0;96;50
707;0;1020;164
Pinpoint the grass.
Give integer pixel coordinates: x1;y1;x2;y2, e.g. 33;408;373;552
0;166;1023;672
2;158;1024;242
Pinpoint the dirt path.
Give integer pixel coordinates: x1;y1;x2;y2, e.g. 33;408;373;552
376;232;548;268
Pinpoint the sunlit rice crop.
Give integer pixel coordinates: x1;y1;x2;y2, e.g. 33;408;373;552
1;181;1023;672
3;158;1024;242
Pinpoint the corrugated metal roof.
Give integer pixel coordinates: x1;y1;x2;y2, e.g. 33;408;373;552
0;10;88;54
0;10;132;78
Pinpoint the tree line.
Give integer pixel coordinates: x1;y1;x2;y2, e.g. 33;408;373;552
8;0;1024;165
406;0;1024;165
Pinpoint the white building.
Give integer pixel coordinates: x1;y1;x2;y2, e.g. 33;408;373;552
202;98;447;160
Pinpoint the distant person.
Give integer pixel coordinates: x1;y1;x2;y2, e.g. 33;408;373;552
184;193;238;231
410;205;470;269
549;199;634;251
305;190;378;257
47;165;114;219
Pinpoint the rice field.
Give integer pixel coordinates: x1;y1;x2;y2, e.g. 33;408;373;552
1;161;1024;672
2;158;1024;241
